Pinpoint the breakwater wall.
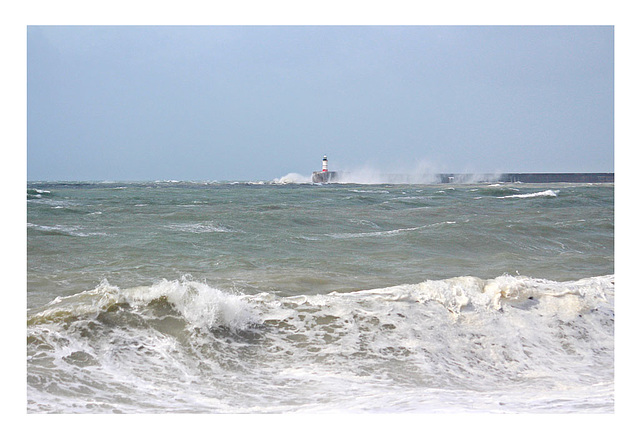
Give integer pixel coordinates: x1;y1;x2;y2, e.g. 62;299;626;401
319;172;614;184
439;173;614;183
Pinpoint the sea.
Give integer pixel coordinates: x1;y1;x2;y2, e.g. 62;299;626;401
26;178;614;414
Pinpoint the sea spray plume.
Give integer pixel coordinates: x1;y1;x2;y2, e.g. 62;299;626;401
330;160;505;184
334;160;443;184
334;165;389;184
448;173;504;184
273;173;311;184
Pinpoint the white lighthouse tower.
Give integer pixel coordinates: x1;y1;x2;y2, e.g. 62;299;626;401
312;155;338;183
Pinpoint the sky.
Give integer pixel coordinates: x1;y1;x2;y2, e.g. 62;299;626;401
27;25;614;181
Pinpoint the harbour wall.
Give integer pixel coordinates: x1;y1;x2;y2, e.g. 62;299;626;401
319;172;614;184
445;173;614;183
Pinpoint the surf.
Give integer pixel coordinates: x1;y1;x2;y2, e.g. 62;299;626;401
28;274;614;413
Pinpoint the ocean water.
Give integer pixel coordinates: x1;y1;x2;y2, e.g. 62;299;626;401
27;180;614;413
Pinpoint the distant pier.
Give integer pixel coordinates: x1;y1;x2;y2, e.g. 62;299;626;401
443;173;614;184
311;172;614;184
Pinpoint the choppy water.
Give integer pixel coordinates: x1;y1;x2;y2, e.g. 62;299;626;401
27;180;614;413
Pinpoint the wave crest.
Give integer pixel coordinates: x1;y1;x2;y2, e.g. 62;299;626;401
28;277;259;331
331;274;613;318
272;173;311;184
500;190;558;199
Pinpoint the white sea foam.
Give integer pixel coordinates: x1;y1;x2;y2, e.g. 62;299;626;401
349;189;390;194
500;190;558;199
333;165;442;185
29;277;259;331
325;221;455;239
327;225;427;239
273;173;311;184
127;277;259;330
164;222;236;234
28;274;614;413
26;222;107;237
331;274;613;316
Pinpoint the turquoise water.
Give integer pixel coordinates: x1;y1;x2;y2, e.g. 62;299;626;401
27;181;614;413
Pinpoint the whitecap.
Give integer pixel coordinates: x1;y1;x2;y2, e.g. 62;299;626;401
499;190;558;199
165;222;236;234
273;173;311;184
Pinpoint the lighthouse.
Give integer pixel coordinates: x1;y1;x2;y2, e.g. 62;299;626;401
312;155;338;183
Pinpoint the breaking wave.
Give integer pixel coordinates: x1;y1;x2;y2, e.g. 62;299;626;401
500;190;558;199
272;173;312;184
27;274;614;413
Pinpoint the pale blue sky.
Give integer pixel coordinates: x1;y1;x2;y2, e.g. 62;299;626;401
27;25;614;181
